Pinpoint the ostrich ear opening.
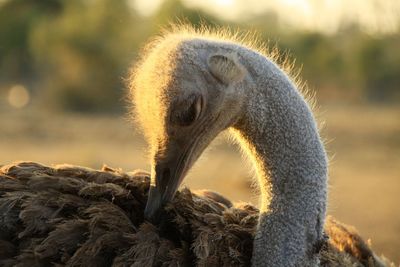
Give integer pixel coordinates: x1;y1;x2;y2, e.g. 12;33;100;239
208;54;245;85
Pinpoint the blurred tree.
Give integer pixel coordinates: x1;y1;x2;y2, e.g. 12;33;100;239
152;0;221;28
287;33;346;97
30;0;141;112
0;0;64;87
1;0;399;111
356;35;400;102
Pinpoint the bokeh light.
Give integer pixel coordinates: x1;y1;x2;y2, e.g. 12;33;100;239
7;85;30;108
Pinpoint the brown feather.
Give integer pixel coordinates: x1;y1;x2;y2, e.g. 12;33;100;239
0;162;392;267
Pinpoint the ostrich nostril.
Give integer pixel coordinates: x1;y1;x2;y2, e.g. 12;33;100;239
163;168;170;180
160;167;170;189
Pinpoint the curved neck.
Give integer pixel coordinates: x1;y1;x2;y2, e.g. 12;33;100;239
231;57;328;266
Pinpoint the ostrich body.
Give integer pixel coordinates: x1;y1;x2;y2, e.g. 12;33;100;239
0;162;387;266
133;29;326;266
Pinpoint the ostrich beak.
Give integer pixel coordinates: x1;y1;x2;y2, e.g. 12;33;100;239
144;152;188;223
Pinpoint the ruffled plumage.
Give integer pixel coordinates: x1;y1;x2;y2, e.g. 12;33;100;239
0;162;391;266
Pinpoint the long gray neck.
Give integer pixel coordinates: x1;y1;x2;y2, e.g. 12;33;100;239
231;55;328;267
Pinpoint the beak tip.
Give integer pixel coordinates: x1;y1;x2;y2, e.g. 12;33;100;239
143;205;152;220
144;185;164;224
144;204;163;224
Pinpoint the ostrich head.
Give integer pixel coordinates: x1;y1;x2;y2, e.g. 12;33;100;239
130;35;250;221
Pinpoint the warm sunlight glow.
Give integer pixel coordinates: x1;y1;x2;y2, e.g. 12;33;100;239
215;0;234;7
130;0;163;16
168;0;400;34
8;84;30;108
281;0;308;8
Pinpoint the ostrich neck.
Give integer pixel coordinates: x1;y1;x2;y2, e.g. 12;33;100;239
231;56;328;266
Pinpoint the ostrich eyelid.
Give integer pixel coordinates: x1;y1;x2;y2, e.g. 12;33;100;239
170;95;203;127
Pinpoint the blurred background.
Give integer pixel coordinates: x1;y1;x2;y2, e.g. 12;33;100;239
0;0;399;263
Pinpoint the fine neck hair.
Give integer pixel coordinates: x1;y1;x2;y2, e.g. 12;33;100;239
230;47;328;267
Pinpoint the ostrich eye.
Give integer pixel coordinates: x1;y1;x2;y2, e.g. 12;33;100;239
171;95;202;126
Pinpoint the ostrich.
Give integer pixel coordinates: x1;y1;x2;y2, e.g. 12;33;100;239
131;27;387;266
0;27;391;266
133;28;326;266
